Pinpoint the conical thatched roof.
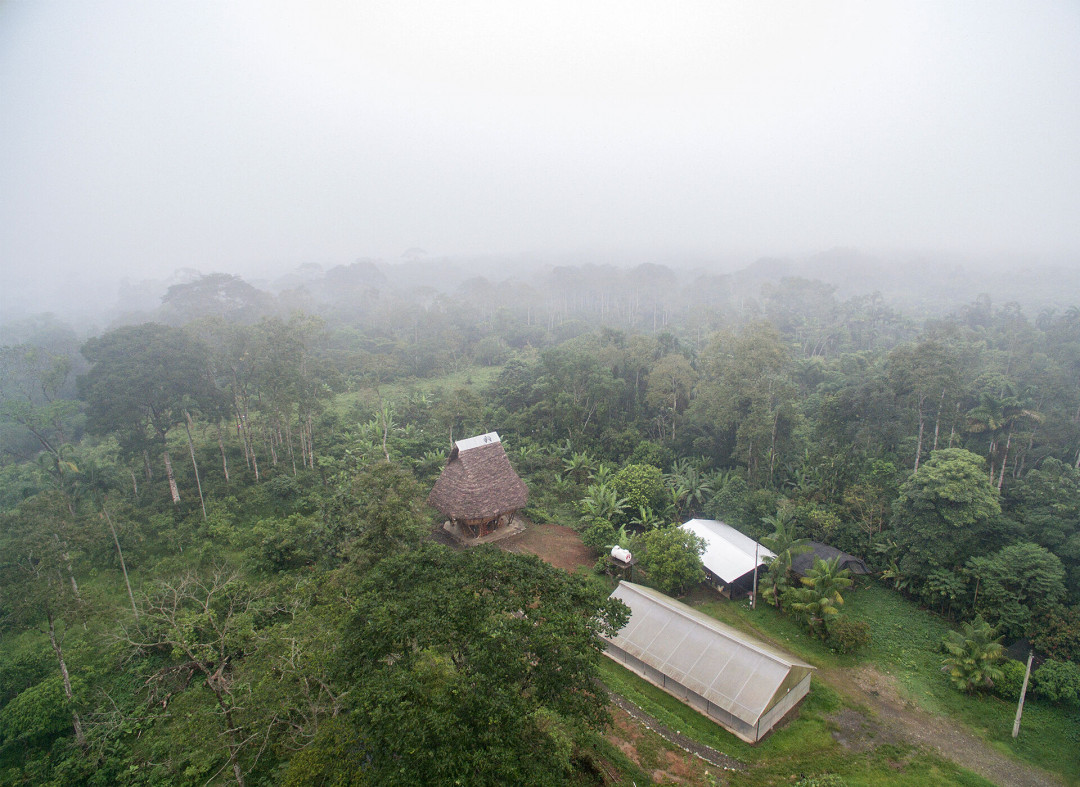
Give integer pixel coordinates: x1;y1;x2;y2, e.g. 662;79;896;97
428;432;528;521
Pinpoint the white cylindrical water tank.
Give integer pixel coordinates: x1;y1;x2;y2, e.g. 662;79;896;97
611;546;633;563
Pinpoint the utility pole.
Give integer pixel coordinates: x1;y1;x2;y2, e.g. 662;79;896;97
752;542;759;610
1013;649;1035;738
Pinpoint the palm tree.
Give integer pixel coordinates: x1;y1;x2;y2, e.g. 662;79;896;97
563;451;596;484
605;524;633;551
590;462;616;484
942;616;1004;693
760;510;811;607
579;483;628;524
666;460;714;518
783;556;852;638
966;390;1042;487
416;448;447;481
514;442;542;473
629;505;666;531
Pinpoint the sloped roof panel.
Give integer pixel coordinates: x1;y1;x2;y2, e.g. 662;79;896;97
790;541;871;576
681;519;775;584
603;582;812;727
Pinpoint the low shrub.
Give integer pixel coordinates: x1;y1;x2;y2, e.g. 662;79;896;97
1034;659;1080;705
579;518;617;552
826;617;871;653
991;658;1028;701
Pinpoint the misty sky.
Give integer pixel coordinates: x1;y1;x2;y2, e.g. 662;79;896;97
2;1;1080;311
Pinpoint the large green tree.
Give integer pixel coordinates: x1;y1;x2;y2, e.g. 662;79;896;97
640;526;706;596
967;542;1066;637
891;449;1007;588
688;323;798;485
79;324;223;504
1005;457;1080;601
331;545;628;786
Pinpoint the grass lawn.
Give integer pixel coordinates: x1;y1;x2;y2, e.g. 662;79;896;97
693;582;1080;784
598;657;994;786
332;364;503;414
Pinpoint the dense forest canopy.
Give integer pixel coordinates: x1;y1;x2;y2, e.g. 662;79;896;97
2;260;1080;784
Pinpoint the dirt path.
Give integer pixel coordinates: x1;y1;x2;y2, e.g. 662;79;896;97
608;691;747;773
817;665;1063;787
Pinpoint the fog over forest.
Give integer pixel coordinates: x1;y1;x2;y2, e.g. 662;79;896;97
6;5;1080;787
3;1;1080;326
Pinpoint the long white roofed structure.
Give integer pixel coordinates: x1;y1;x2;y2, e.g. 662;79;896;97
681;518;774;597
602;582;813;743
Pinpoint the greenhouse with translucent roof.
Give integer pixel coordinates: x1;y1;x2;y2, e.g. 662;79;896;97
602;581;814;743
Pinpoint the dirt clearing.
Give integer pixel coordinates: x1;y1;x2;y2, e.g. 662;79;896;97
499;519;596;573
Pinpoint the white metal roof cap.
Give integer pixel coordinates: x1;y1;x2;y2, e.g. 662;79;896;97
681;519;774;584
455;432;501;452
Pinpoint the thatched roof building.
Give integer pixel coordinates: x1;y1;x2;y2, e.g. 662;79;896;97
428;432;528;538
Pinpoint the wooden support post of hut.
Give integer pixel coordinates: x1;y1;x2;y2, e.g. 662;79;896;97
428;432;529;542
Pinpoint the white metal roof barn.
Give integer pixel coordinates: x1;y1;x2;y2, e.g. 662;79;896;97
680;518;775;597
602;582;814;743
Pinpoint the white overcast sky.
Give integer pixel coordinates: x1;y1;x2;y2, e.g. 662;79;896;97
2;1;1079;307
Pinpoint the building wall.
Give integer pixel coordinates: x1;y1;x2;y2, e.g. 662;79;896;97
755;673;811;742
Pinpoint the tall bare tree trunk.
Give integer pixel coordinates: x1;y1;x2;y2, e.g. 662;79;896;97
102;506;138;620
307;412;316;469
914;394;926;472
46;610;85;749
162;449;180;504
250;438;260;482
932;388;946;451
769;410;779;484
998;429;1013;490
1017;425;1038;478
54;535;80;601
235;392;259;480
183;411;207;522
216;422;229;483
285;419;297;475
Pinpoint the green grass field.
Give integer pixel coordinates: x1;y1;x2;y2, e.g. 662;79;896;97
691;582;1080;784
598;657;995;786
332;364;504;414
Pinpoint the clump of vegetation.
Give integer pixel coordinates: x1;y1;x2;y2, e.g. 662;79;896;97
1033;659;1080;705
941;616;1004;693
794;774;847;787
783;556;853;639
990;658;1028;701
610;463;666;523
826;617;871;654
638;525;705;596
